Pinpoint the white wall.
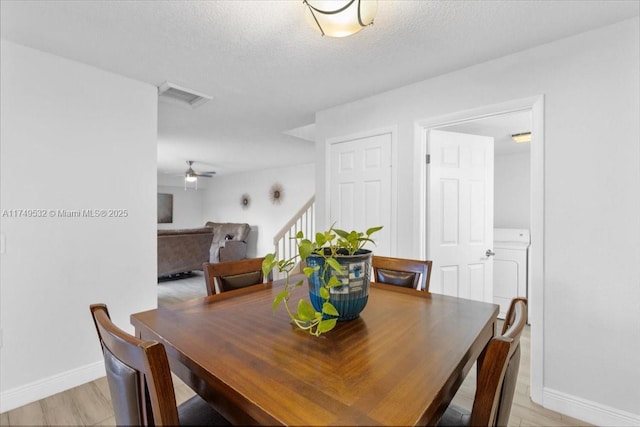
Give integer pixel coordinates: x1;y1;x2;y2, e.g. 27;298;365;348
315;18;640;424
494;151;530;229
202;163;315;258
0;41;158;411
157;185;205;230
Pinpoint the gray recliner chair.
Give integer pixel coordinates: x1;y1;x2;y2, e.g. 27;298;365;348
205;222;251;263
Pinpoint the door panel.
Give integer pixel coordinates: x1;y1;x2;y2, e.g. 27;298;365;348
469;180;485;243
338;182;355;227
441;265;459;296
330;133;392;256
441;179;459;245
364;181;382;228
428;130;494;302
468;263;486;301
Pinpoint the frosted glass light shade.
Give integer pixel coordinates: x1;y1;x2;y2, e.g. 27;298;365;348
185;175;197;183
304;0;377;38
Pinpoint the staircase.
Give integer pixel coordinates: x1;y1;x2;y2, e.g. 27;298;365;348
272;196;315;277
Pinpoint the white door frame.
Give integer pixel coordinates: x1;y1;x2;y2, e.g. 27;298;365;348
414;95;545;405
324;126;399;256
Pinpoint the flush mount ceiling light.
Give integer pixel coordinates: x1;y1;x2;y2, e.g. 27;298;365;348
511;132;532;143
303;0;377;37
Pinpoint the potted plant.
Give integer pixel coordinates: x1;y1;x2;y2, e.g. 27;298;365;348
262;225;382;336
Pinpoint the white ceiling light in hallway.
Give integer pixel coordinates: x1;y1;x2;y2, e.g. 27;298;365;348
511;132;532;143
303;0;377;37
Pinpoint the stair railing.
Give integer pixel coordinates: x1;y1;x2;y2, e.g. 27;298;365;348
272;196;315;278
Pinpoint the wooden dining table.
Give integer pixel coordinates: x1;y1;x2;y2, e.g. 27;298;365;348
131;281;498;426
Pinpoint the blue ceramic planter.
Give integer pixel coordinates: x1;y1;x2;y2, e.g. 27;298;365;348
306;250;372;321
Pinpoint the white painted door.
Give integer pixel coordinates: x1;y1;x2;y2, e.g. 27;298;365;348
427;130;494;302
330;133;392;256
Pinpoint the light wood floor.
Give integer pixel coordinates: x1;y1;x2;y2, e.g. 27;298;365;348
1;273;590;426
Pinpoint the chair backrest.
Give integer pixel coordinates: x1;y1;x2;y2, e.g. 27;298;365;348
203;257;265;295
470;298;527;426
372;256;433;291
90;304;180;426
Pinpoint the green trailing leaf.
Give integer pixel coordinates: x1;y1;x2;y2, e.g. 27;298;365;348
317;318;338;334
327;275;342;288
292;279;304;288
262;253;277;278
366;226;383;236
323;230;335;243
322;302;339;317
295;230;304;239
326;258;343;274
315;232;326;246
319;286;330;299
333;228;349;239
272;290;288;313
298;239;313;260
303;266;319;277
296;300;316;322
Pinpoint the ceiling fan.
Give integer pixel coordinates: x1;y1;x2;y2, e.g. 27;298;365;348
184;160;215;189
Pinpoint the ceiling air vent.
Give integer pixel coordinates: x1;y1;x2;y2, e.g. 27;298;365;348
158;81;212;109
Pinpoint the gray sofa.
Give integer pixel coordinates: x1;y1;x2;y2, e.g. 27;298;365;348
157;222;251;278
157;227;214;278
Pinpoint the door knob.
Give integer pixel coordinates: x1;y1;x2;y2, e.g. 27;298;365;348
486;249;495;257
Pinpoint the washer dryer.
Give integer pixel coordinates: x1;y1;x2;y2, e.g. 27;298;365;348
493;228;530;319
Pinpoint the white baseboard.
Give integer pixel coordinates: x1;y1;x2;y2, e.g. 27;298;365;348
544;387;640;427
0;361;105;413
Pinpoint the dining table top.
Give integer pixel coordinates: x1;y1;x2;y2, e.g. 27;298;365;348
131;280;498;426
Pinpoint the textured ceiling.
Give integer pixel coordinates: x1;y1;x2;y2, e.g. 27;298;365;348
1;1;638;179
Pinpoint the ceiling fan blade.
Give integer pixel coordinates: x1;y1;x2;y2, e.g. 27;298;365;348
182;161;216;178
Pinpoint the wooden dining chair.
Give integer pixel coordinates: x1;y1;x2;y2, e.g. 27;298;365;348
203;257;265;295
438;297;528;427
90;304;229;426
372;256;433;291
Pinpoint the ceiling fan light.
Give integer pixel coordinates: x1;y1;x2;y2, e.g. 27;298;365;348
185;175;198;183
304;0;377;38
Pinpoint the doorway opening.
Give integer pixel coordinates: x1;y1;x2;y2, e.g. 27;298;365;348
414;95;544;404
438;110;531;318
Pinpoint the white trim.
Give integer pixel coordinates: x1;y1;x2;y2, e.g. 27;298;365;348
413;125;428;259
544;388;640;427
529;96;545;404
324;126;399;256
413;95;545;405
0;361;105;413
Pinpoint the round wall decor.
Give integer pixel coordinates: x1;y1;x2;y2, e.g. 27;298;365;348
240;193;251;209
270;183;284;204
